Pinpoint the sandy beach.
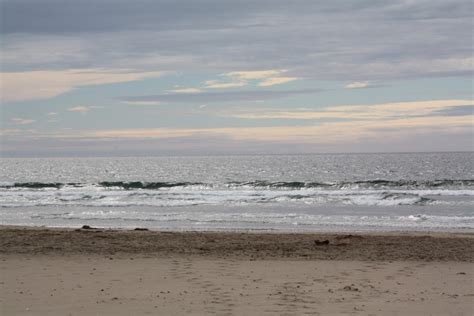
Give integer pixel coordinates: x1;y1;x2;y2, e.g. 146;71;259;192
1;226;473;315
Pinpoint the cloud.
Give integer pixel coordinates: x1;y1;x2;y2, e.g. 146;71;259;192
204;70;299;89
123;100;162;106
224;99;474;121
2;1;473;156
68;105;104;113
0;129;39;138
1;69;163;102
58;115;472;146
226;70;283;80
3;129;473;157
10;118;35;125
168;87;203;94
27;99;471;145
4;99;472;155
45;112;60;123
121;88;322;104
431;105;474;116
258;77;298;87
2;1;471;80
203;80;247;89
68;106;90;113
345;81;370;89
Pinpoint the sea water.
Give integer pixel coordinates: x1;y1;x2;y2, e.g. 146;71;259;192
1;152;473;232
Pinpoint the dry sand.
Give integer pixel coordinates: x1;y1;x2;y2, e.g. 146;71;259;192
1;226;473;315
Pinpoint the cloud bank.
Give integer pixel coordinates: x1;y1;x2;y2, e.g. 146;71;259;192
1;69;163;102
2;0;472;80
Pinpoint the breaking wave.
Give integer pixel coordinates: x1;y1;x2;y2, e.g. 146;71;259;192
1;181;473;208
1;179;473;190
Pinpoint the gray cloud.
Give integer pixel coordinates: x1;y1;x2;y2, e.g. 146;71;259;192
1;0;267;34
3;129;472;157
122;89;322;104
3;1;471;35
1;1;472;79
431;105;474;117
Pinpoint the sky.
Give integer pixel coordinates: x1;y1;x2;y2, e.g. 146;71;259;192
1;0;473;157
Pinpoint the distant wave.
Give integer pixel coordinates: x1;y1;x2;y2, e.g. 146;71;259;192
226;179;474;189
1;179;473;190
98;181;203;189
0;182;67;189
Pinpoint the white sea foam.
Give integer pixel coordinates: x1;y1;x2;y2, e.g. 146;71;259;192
1;184;473;208
6;208;472;232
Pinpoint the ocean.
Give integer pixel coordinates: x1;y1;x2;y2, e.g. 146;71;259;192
1;152;473;232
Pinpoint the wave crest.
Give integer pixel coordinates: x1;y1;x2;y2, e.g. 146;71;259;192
2;179;473;190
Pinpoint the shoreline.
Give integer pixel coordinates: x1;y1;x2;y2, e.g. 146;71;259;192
3;223;474;234
3;223;474;235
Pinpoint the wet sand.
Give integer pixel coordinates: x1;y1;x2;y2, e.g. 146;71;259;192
1;226;473;315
